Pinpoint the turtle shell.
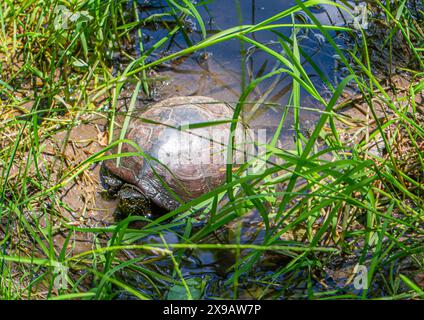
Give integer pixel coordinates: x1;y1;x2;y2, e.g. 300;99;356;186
103;96;253;211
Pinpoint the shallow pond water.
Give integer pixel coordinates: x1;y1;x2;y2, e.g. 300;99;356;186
134;0;358;139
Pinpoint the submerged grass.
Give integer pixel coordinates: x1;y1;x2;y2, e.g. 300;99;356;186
0;0;423;299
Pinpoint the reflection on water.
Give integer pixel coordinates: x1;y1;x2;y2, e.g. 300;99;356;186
134;0;358;143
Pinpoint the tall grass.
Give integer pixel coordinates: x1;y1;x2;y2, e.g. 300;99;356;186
0;0;423;299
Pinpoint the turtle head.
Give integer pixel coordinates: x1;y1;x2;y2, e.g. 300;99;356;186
100;163;152;220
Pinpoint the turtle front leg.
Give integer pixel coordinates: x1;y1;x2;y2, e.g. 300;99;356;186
114;184;152;220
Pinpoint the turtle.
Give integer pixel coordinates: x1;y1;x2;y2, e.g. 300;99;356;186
101;96;253;220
